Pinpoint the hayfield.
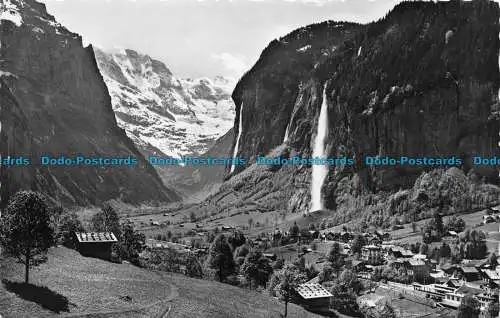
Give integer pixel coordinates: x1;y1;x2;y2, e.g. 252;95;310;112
0;247;321;318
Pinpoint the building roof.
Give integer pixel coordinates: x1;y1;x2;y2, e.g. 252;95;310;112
295;283;333;299
460;267;479;274
401;250;414;257
482;269;500;280
75;232;118;243
306;276;320;284
408;259;426;266
363;244;381;250
413;254;427;260
447;279;463;288
461;259;484;267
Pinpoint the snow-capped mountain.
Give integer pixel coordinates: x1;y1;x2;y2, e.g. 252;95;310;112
94;48;236;158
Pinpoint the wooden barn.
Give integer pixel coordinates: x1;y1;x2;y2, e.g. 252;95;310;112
75;232;118;261
295;283;333;314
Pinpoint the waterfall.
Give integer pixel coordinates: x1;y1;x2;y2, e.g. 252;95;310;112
283;119;291;143
283;93;302;143
310;83;329;212
230;102;244;174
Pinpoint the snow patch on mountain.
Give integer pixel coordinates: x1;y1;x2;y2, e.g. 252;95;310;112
0;0;23;27
94;48;236;158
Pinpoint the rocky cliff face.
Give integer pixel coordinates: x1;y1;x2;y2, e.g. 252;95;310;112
198;1;500;228
0;0;179;207
94;48;235;158
229;20;360;174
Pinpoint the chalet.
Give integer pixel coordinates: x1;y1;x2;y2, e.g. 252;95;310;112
361;245;384;265
461;259;487;268
389;259;408;272
440;264;458;277
295;283;333;313
75;232;118;261
407;259;430;283
401;250;414;258
442;284;496;310
412;254;427;261
413;282;457;301
386;246;413;259
454;266;481;283
480;269;500;286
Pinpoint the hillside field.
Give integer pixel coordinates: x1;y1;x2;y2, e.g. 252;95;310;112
0;247;321;318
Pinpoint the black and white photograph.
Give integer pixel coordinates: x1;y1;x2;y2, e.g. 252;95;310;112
0;0;499;317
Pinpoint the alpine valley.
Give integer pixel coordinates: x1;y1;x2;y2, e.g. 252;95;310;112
2;0;500;317
94;48;236;198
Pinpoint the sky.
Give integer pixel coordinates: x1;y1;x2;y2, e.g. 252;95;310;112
42;0;402;79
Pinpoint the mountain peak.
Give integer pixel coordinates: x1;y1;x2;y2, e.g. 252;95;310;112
94;48;236;159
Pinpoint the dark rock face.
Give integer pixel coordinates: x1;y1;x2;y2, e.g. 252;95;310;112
229;21;360;175
0;0;179;207
200;1;500;226
231;1;499;186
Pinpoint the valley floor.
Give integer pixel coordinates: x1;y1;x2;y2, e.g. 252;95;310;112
0;247;320;318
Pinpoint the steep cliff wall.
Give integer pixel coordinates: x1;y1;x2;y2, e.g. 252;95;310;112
231;1;499;181
0;0;179;207
229;21;361;175
201;1;500;228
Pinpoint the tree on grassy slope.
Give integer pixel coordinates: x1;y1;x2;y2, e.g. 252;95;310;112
91;203;121;238
115;223;145;265
56;211;84;248
268;264;307;318
328;242;345;275
240;250;273;289
0;191;54;283
330;269;363;316
207;234;235;283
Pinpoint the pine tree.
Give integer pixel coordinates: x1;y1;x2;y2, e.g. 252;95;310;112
207;234;235;282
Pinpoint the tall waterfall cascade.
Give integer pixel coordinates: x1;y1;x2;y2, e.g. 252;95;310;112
230;102;244;174
310;83;329;212
283;119;291;143
283;95;302;143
